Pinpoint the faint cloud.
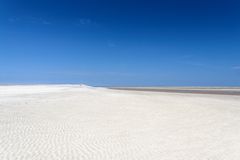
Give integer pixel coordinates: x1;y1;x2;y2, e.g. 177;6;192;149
182;54;194;59
187;62;205;67
8;16;51;25
107;41;117;48
29;17;52;25
76;18;96;26
75;18;99;27
79;18;91;25
180;55;206;67
182;61;206;67
232;66;240;70
42;20;51;25
8;17;21;22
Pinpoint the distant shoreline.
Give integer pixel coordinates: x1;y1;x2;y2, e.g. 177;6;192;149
1;84;240;95
110;87;240;96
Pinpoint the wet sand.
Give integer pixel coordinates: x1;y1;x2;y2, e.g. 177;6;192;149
110;87;240;96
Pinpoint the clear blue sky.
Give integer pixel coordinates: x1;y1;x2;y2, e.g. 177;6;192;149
1;0;240;86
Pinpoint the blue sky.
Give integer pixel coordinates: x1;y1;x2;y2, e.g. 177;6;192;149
1;0;240;86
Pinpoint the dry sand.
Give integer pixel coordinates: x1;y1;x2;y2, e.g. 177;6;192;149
1;85;240;160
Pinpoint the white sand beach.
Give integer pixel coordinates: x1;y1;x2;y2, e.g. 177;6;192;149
1;85;240;160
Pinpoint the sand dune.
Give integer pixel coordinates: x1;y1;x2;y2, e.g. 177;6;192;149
1;85;240;160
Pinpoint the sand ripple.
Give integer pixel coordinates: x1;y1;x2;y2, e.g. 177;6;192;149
1;85;240;159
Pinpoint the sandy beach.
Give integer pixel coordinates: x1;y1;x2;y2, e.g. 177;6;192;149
1;85;240;160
